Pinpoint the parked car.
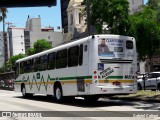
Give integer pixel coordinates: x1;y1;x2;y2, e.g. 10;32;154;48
0;72;14;90
137;72;160;91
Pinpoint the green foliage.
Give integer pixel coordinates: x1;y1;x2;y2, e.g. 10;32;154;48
34;39;52;54
147;0;160;11
7;53;26;70
26;47;35;56
127;6;160;71
83;0;129;35
0;8;8;21
26;39;52;55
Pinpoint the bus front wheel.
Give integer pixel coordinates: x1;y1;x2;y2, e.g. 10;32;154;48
22;85;33;98
22;85;27;97
54;85;63;102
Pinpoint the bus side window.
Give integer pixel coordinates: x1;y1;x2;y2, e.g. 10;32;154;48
20;61;25;74
44;55;48;70
48;52;55;70
32;58;36;72
39;56;45;71
15;63;19;78
25;60;31;73
56;49;67;69
68;46;79;67
84;45;87;51
79;44;83;66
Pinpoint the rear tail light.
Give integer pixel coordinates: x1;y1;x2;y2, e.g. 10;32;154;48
94;71;97;74
93;70;98;84
94;76;97;79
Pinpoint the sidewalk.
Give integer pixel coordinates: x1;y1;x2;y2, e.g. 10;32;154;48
110;91;160;103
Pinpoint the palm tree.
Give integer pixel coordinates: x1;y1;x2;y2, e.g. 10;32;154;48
0;8;8;32
0;8;8;70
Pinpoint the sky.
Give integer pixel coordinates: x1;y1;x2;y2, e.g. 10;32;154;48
0;0;148;32
0;0;62;31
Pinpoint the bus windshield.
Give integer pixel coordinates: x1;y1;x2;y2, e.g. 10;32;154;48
98;38;134;59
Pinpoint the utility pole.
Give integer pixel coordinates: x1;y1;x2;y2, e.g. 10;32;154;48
5;22;12;31
5;22;12;61
2;14;6;70
86;0;90;36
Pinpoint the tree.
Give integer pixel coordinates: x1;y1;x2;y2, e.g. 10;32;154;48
147;0;160;11
127;7;160;71
26;48;35;56
7;53;26;71
0;8;8;30
33;39;52;53
83;0;129;35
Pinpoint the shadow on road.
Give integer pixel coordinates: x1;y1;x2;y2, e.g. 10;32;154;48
14;95;139;108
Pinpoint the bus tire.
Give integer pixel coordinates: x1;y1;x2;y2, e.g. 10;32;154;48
54;84;63;102
22;85;33;98
84;96;99;102
22;85;27;97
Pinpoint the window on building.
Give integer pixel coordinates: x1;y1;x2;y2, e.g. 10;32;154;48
79;13;83;24
48;36;50;39
70;14;73;25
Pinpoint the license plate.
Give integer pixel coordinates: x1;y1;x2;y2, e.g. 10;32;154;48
114;88;123;90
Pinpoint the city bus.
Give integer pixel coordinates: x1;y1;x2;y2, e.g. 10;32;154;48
14;34;137;102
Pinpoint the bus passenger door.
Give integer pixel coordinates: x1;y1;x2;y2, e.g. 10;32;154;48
77;43;90;95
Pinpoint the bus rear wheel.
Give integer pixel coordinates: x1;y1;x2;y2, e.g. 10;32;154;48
54;85;63;102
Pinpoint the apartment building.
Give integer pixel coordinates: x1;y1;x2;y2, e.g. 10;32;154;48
8;28;25;57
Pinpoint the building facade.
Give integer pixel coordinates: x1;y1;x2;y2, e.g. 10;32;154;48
129;0;144;14
8;28;25;56
25;16;64;48
7;16;64;59
0;32;4;68
0;32;9;68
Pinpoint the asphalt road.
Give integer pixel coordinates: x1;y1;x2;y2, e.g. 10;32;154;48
0;90;160;120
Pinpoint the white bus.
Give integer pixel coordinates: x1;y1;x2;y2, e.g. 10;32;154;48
14;34;137;102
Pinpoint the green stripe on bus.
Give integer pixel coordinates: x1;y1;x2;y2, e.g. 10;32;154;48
59;76;92;80
107;76;123;79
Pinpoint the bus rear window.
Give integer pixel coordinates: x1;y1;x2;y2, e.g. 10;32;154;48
126;41;133;49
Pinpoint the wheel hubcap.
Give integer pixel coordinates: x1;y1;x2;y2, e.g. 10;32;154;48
56;88;61;100
22;87;25;96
